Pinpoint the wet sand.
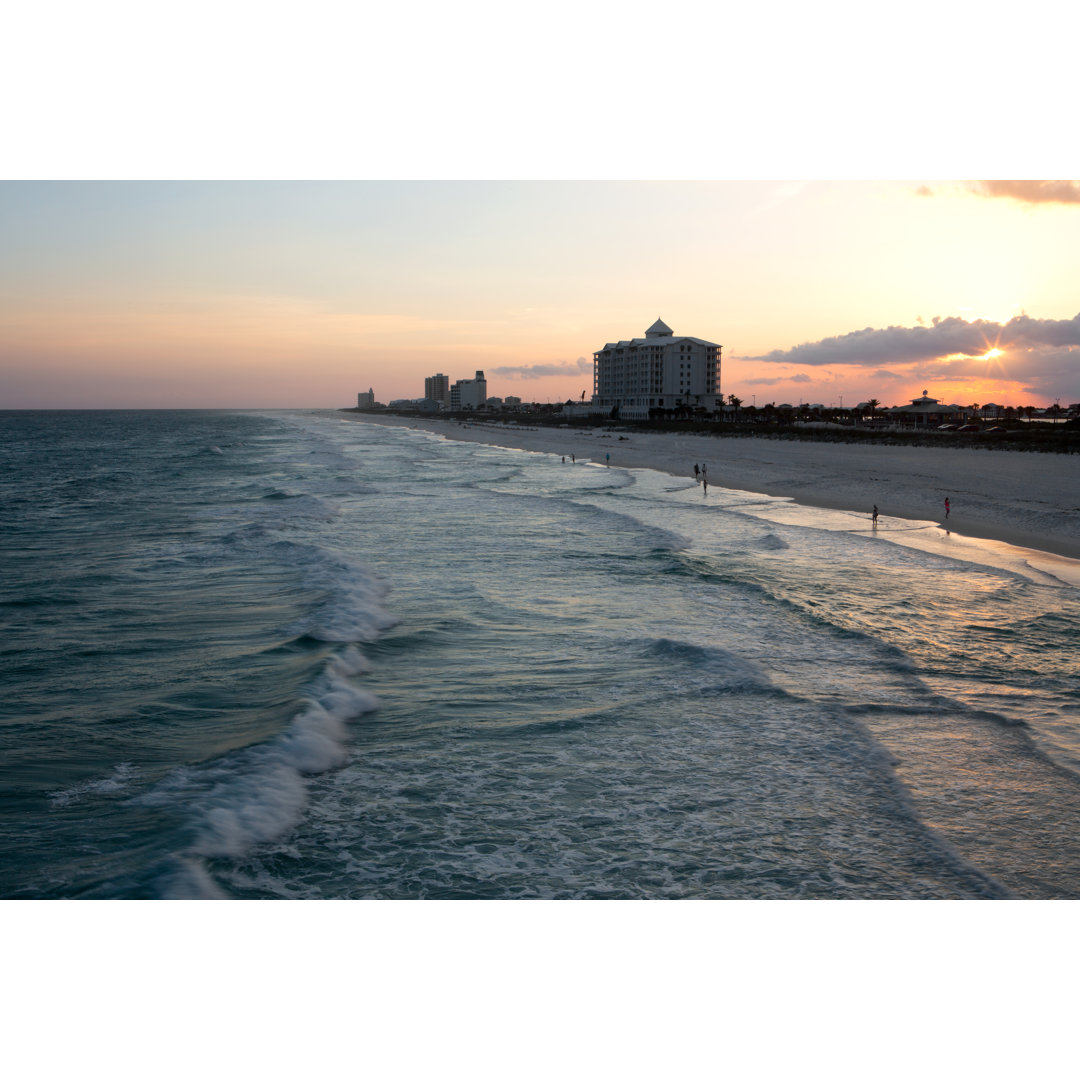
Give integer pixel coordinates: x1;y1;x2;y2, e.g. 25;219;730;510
335;412;1080;563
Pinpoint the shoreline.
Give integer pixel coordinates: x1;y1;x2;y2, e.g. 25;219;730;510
331;411;1080;564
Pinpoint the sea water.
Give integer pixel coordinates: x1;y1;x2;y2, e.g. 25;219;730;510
3;409;1080;899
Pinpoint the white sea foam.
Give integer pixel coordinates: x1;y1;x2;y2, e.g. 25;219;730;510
156;856;230;899
194;655;379;858
191;763;309;858
277;547;396;643
48;762;138;808
136;644;382;888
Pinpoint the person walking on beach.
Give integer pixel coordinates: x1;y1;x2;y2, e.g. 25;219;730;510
702;477;708;495
872;505;879;526
605;452;610;466
945;497;950;518
694;463;700;480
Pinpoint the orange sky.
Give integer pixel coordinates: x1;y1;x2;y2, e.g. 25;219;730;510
2;182;1078;410
5;3;1078;413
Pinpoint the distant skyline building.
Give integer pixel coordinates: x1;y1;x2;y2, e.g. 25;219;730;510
357;387;375;409
425;373;450;408
450;370;487;411
592;318;721;419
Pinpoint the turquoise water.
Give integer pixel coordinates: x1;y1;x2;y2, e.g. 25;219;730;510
3;409;1080;898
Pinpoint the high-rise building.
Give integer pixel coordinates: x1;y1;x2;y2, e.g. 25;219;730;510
357;387;375;409
592;319;721;419
450;370;487;411
424;373;450;408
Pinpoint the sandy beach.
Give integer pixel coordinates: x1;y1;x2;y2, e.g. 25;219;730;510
337;412;1080;564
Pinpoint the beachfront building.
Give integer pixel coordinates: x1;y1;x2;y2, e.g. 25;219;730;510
357;388;375;410
592;318;722;420
887;391;962;427
450;370;487;411
425;373;450;408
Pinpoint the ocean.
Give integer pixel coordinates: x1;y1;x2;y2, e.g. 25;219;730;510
3;408;1080;900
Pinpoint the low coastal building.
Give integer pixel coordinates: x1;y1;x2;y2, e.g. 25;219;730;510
887;390;962;427
592;318;722;420
451;370;487;411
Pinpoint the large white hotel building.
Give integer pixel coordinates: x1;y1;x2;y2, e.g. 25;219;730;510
592;318;721;420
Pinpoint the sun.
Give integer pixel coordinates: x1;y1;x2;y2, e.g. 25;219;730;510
982;347;1004;360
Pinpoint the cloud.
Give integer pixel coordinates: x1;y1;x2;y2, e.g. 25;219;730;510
974;180;1080;205
734;313;1080;402
741;313;1080;368
743;375;794;387
490;357;592;379
914;181;1080;205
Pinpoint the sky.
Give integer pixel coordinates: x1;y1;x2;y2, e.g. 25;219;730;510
2;3;1078;412
2;179;1079;410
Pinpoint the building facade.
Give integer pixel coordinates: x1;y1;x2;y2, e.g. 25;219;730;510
450;370;487;411
887;390;962;427
424;373;450;408
357;387;375;409
592;319;721;420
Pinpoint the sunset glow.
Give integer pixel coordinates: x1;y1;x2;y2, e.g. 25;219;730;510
2;180;1079;410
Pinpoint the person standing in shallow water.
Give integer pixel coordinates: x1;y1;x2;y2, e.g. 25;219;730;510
945;497;950;518
872;505;879;526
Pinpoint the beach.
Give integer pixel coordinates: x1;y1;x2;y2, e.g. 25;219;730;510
342;412;1080;562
